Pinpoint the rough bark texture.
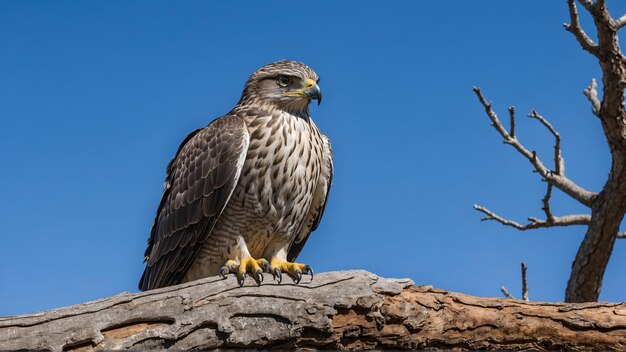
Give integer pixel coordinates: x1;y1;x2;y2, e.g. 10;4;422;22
564;0;626;303
2;270;626;351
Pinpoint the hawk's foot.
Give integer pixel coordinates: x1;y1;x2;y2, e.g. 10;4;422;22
219;258;271;286
270;258;313;284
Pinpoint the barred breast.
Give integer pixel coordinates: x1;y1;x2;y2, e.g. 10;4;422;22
184;108;325;279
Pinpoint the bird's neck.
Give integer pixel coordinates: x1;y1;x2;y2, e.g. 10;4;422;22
233;100;311;121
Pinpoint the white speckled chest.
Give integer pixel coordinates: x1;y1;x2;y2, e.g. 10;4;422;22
228;110;324;256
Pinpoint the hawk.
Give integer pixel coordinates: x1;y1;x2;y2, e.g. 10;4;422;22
139;60;333;290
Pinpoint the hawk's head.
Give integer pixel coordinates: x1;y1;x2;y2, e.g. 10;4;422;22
239;60;321;114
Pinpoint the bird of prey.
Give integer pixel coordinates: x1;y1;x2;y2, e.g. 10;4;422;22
139;60;333;290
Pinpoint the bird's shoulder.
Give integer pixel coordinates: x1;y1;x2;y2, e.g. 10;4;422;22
167;114;247;172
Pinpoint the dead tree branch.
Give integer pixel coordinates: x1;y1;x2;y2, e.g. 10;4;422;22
471;97;593;232
500;286;514;299
542;183;556;223
472;87;596;207
522;262;529;301
564;0;599;56
2;270;626;351
528;109;563;176
583;78;601;117
508;106;516;138
474;204;591;230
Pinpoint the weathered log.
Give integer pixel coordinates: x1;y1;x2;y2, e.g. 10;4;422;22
1;270;625;350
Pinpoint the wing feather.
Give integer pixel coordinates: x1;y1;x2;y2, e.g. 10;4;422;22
139;114;249;290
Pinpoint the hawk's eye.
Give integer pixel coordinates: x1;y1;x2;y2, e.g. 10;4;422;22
276;76;292;87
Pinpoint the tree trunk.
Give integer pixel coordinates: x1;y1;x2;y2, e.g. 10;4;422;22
564;3;626;302
2;270;626;351
565;157;626;302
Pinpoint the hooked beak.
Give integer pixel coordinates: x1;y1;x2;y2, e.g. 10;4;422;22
304;78;322;105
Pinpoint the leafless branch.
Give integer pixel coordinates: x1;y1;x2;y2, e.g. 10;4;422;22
473;204;591;230
529;112;560;223
472;87;596;206
614;14;626;30
528;109;563;175
473;86;511;138
564;0;599;56
526;109;556;136
578;0;622;40
500;286;514;299
521;263;529;301
542;184;556;222
508;106;516;138
474;205;626;241
532;111;564;225
583;78;601;117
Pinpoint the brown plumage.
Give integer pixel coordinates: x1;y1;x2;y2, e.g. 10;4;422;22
139;60;333;290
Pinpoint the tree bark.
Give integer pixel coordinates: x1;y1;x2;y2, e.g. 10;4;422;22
2;270;626;351
565;161;626;302
564;0;626;303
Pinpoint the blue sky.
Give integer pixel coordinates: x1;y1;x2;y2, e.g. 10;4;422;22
2;1;626;315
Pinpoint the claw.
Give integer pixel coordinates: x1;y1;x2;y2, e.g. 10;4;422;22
273;268;282;284
262;260;272;273
294;269;302;284
253;270;263;285
305;265;314;281
219;266;229;279
237;273;245;287
220;258;271;286
269;258;312;285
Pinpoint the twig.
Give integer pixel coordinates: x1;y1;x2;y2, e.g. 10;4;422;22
473;87;596;206
583;78;601;117
508;106;516;138
528;109;563;175
528;109;562;223
473;87;511;140
542;184;556;222
521;263;529;301
501;286;514;299
564;0;599;56
501;263;528;301
474;204;591;230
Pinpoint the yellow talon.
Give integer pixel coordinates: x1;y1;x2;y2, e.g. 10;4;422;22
239;257;262;275
219;258;270;286
270;258;313;284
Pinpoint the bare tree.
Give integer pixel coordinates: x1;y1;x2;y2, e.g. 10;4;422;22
473;0;626;303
